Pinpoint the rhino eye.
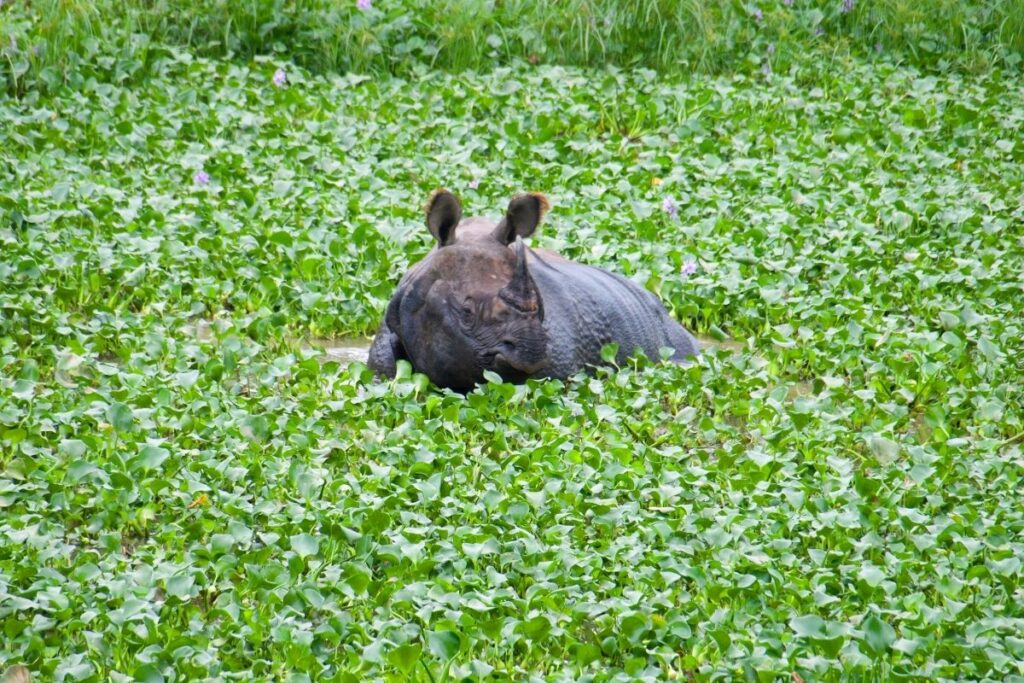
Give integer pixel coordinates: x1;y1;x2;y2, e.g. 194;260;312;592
454;298;476;322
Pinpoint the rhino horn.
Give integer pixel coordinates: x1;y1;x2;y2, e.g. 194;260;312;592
500;238;543;319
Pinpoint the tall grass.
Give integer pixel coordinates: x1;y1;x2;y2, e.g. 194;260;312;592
3;0;1023;94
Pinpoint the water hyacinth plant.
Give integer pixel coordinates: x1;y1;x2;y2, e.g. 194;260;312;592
2;52;1022;679
1;2;1023;681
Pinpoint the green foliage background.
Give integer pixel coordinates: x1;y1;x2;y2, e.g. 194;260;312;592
3;0;1024;94
1;0;1024;681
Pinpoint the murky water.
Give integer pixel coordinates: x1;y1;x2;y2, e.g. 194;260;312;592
180;319;216;341
188;324;815;397
311;336;373;364
695;334;745;353
307;333;743;366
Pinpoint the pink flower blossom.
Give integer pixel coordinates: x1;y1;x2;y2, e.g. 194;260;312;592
662;196;678;219
194;170;210;185
357;0;371;9
681;261;698;277
272;68;286;87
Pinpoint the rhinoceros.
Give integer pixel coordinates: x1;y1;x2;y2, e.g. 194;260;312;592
368;190;699;391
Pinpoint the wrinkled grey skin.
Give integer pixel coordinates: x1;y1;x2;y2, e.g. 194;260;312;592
368;190;699;391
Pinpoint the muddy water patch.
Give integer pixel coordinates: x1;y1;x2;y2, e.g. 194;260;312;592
306;333;743;367
184;326;751;369
695;334;745;354
695;334;814;398
179;319;217;341
177;320;373;363
306;336;373;364
191;326;820;402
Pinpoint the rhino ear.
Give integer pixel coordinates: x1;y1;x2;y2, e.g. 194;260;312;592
425;189;462;246
493;192;550;245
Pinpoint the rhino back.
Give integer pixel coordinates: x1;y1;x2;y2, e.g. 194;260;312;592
527;250;698;378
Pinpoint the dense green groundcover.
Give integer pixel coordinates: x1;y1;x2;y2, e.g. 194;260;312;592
1;49;1024;681
4;0;1024;96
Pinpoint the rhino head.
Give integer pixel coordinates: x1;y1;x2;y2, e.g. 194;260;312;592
384;190;550;391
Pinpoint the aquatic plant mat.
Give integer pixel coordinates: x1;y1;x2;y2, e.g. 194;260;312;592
1;51;1023;680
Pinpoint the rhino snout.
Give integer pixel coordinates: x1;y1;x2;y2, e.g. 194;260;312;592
488;339;547;376
493;352;546;376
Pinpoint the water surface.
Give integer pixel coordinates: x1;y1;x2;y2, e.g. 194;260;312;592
307;333;743;366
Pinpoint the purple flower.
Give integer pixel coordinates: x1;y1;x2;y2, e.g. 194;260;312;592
356;0;372;9
468;178;480;189
767;43;776;56
681;261;698;277
752;7;763;21
662;196;678;219
761;61;772;76
841;0;854;13
874;41;883;52
272;68;286;87
193;170;210;185
782;0;793;5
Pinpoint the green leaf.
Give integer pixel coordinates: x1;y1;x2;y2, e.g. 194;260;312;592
988;556;1021;576
978;336;1001;360
51;181;70;203
790;614;826;637
387;643;422;673
518;615;552;640
867;435;899;464
240;414;270;442
938;311;960;329
59;439;88;458
600;343;620;364
859;564;886;587
11;380;34;399
575;643;602;665
862;615;896;655
66;460;100;483
174;370;200;389
427;630;461;660
134;445;170;472
133;664;165;683
290;533;320;558
107;402;135;432
746;449;773;467
165;574;195;600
